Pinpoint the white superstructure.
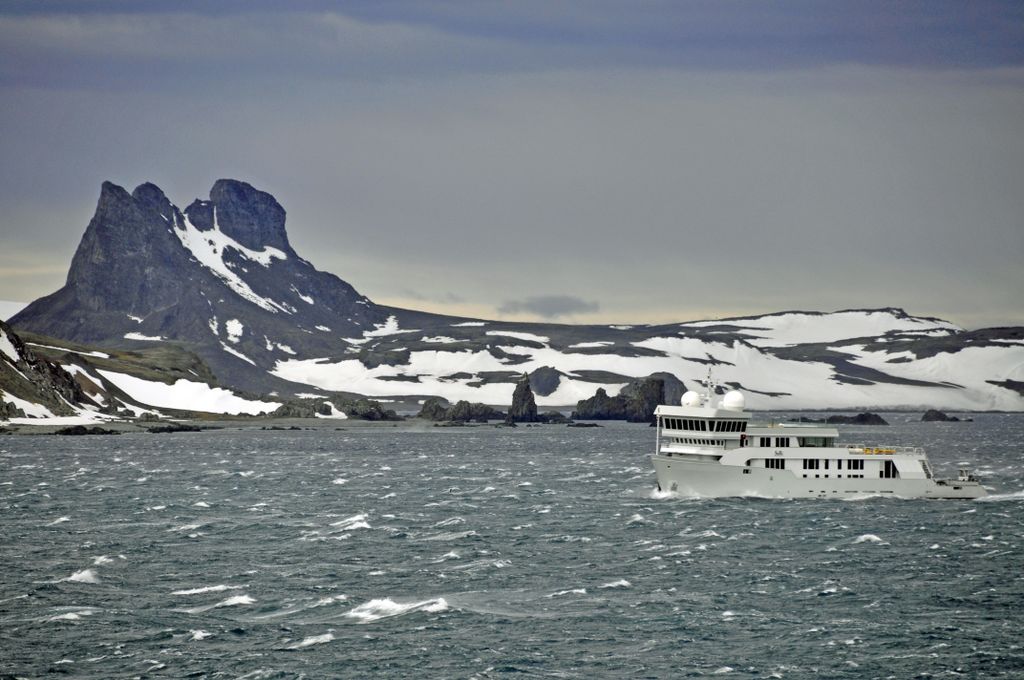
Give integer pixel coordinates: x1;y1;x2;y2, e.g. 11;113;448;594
652;374;987;499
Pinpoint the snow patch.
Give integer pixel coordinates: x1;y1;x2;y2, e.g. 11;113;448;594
0;328;19;362
315;325;331;332
451;321;486;327
96;370;280;415
221;343;257;366
290;285;315;305
225;319;243;343
26;343;109;359
485;330;549;343
173;212;289;313
124;332;164;341
315;402;349;420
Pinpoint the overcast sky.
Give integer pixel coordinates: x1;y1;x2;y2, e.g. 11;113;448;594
1;1;1022;328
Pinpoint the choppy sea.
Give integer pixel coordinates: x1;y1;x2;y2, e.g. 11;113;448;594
2;413;1023;679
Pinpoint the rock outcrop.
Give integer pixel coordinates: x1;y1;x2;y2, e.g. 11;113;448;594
1;319;88;417
571;388;628;420
826;412;889;426
922;409;967;422
417;397;503;422
505;374;540;423
572;376;666;423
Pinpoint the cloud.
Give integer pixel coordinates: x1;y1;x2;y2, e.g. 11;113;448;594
498;295;600;319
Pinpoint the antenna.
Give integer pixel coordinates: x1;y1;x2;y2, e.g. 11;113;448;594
702;367;717;406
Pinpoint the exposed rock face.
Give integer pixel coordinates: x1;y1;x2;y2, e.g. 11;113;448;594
826;412;889;425
506;374;539;423
528;366;565;397
619;377;666;423
1;319;87;417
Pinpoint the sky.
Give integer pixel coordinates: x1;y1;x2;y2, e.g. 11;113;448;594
1;1;1023;329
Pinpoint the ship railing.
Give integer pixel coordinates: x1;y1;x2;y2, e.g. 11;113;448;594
844;445;925;456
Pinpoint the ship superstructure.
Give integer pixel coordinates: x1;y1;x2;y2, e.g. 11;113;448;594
652;374;986;499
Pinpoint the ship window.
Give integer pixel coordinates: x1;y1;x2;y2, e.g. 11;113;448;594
760;437;771;447
848;459;864;471
836;460;843;470
824;459;829;470
766;458;784;470
802;459;820;470
880;460;899;479
743;469;751;474
776;437;790;447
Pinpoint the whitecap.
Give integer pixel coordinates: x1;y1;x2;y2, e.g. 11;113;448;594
598;579;631;589
183;594;255;614
331;513;371;531
172;584;244;596
290;633;335;649
48;610;93;622
67;569;99;584
47;516;70;526
547;588;587;598
418;530;478;541
193;501;210;508
92;555;114;565
713;667;734;674
344;597;448;623
190;630;213;640
332;478;348;485
216;594;255;608
853;534;885;544
312;594;349;607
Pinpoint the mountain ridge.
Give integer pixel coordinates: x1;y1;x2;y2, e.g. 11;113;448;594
10;179;1024;411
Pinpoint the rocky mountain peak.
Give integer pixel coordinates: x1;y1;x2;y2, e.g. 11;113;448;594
205;179;291;253
131;182;174;215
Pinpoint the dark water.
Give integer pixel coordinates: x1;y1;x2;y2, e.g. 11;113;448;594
2;414;1023;679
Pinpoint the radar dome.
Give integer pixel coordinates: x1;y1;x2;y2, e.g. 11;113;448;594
681;391;701;407
721;390;745;411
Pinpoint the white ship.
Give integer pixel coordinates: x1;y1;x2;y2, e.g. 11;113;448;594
652;375;987;499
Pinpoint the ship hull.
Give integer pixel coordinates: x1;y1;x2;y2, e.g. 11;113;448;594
652;455;987;499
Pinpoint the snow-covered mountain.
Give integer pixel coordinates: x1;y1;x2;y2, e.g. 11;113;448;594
10;180;1024;411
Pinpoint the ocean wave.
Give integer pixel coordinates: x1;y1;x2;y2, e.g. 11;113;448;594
172;584;244;596
547;588;587;598
183;594;256;613
853;534;885;544
598;579;631;589
331;513;371;531
289;632;334;649
66;569;100;584
418;530;478;541
344;597;449;624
